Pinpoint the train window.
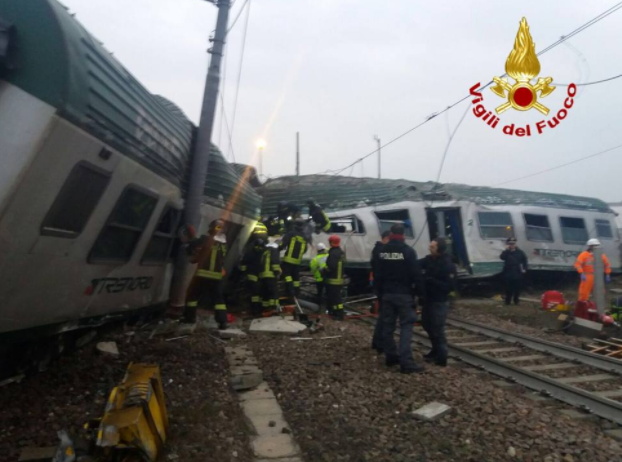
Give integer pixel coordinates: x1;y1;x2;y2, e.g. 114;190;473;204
41;163;111;238
477;212;514;239
523;213;553;242
329;216;365;234
89;187;157;263
141;207;182;264
374;210;414;238
595;219;614;239
559;217;588;244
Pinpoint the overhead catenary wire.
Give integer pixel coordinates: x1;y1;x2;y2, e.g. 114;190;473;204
320;2;622;178
492;143;622;187
226;0;251;160
219;92;237;162
556;72;622;86
226;0;250;34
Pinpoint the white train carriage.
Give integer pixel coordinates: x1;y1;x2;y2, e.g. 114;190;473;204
0;0;261;341
260;176;621;278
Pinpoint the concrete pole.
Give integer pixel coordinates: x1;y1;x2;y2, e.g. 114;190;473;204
374;135;381;179
296;132;300;176
170;0;231;307
593;246;606;317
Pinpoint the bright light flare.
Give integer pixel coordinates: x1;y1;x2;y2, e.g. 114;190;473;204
256;139;266;150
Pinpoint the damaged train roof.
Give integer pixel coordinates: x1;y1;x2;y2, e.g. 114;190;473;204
259;175;613;215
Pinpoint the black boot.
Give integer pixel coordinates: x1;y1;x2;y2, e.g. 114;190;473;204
400;363;425;374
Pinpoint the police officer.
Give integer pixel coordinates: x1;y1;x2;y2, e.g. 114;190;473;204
371;230;391;353
307;200;331;234
500;237;528;305
260;241;282;312
279;218;308;298
183;219;228;329
309;243;329;307
324;235;346;320
376;224;425;374
420;238;456;367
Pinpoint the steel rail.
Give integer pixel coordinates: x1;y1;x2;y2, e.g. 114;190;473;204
446;316;622;376
411;330;622;425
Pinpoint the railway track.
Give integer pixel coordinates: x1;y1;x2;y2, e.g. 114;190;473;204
329;300;622;426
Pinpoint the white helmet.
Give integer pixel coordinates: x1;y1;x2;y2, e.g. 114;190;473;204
587;238;601;247
317;243;327;251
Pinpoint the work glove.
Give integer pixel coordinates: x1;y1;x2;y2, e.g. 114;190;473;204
606;275;612;284
580;274;587;282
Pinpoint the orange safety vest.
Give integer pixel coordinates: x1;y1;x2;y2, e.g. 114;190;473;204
574;251;611;275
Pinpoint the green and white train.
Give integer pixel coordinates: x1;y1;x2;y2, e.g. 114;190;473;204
0;0;261;349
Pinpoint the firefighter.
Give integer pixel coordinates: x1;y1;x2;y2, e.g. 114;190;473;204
376;224;425;374
575;239;611;301
279;218;308;298
370;230;391;353
277;201;300;233
260;241;282;312
239;238;265;317
500;237;528;305
307;200;331;234
420;238;456;367
309;243;329;307
323;235;346;320
183;219;228;329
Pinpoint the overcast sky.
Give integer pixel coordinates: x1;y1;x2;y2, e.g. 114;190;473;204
61;0;622;202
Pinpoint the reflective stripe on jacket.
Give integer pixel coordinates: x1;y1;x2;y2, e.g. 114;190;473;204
575;251;611;275
324;247;345;285
281;232;308;265
260;246;281;279
310;252;328;282
195;237;227;280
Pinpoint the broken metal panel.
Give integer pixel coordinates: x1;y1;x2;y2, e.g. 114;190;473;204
97;363;168;461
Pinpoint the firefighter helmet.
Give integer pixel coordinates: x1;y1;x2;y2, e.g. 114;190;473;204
328;235;341;247
587;238;601;247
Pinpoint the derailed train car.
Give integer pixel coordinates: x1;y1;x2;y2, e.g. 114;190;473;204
0;0;261;345
260;175;621;278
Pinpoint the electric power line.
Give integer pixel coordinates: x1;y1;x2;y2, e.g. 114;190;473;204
493;143;622;187
226;0;250;34
556;72;622;86
321;2;622;177
226;0;251;160
219;92;237;162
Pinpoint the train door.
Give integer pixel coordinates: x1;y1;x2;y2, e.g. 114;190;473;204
426;208;472;275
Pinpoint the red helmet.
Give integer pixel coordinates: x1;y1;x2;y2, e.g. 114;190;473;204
328;235;341;247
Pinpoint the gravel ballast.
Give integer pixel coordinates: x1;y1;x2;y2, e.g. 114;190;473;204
247;318;622;462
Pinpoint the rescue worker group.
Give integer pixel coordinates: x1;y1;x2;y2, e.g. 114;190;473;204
175;200;612;375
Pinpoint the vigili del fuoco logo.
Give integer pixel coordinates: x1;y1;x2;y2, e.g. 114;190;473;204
469;18;576;137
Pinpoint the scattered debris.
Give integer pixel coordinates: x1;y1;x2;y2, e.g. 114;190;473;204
75;330;97;348
0;373;25;388
249;317;307;335
165;335;189;342
507;446;517;457
412;402;452;421
219;328;248;339
585;337;622;358
290;336;342;341
96;341;119;357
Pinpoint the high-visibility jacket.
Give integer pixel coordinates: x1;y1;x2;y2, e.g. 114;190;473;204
310;252;328;282
310;205;331;232
239;245;263;282
192;236;227;280
252;222;268;239
324;247;346;286
280;231;308;265
574;251;611;275
260;245;281;279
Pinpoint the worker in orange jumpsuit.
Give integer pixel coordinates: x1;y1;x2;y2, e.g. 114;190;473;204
574;238;611;302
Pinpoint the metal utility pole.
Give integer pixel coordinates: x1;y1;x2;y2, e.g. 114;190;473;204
373;135;381;179
184;0;231;229
594;246;606;317
171;0;231;307
296;132;300;176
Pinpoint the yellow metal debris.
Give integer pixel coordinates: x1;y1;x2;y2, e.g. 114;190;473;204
97;363;168;461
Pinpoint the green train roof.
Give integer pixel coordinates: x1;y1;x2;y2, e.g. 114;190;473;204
259;175;613;215
0;0;261;218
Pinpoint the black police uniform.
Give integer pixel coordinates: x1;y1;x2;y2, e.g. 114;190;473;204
419;253;456;366
375;238;424;372
500;247;528;305
370;240;385;352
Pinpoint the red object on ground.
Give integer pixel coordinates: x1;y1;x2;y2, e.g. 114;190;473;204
573;300;599;322
602;314;615;325
227;313;236;323
541;291;565;311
